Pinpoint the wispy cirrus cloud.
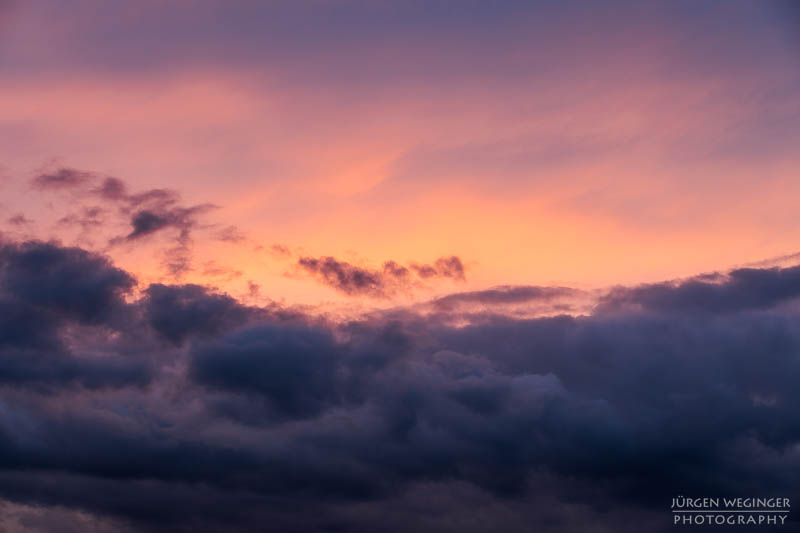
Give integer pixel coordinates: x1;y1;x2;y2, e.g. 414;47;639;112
22;168;225;277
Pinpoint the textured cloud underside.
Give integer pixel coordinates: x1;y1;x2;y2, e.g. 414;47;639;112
0;238;798;531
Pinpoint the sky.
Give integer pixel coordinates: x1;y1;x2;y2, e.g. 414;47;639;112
0;1;799;532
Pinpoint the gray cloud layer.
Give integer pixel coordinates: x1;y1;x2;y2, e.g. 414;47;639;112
0;238;799;531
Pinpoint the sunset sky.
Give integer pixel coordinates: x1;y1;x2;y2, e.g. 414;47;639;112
1;2;799;532
2;0;799;307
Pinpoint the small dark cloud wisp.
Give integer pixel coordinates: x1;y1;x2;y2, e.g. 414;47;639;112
298;255;467;298
5;213;31;226
31;168;92;190
18;168;224;278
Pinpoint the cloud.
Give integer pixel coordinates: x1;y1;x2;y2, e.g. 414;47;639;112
88;176;217;247
97;180;217;276
142;283;260;345
269;243;292;256
598;264;800;314
297;255;467;298
58;207;104;230
430;285;580;310
91;176;129;201
190;324;346;419
13;170;222;278
5;213;30;226
0;240;135;323
247;281;260;297
201;261;243;281
31;168;92;190
216;225;246;243
412;256;466;281
407;285;593;323
742;250;800;269
298;256;387;297
124;205;215;243
127;211;174;240
1;238;800;531
0;239;148;389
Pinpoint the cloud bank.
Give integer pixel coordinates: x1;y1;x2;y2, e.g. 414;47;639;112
0;238;798;532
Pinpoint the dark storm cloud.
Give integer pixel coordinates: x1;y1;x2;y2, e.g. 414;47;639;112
1;239;800;532
0;338;150;389
0;240;134;323
0;410;267;493
297;255;467;297
0;239;148;389
143;283;260;345
190;324;345;419
598;264;800;314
